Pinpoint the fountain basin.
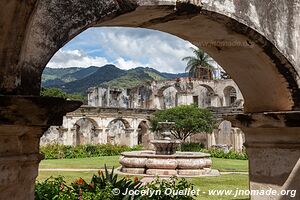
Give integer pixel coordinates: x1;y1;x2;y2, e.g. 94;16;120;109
119;151;218;177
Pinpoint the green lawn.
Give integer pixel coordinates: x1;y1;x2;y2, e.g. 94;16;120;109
39;156;120;169
39;156;248;172
190;174;249;200
212;158;248;172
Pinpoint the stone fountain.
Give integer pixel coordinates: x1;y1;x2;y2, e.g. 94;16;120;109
119;121;218;177
151;121;180;155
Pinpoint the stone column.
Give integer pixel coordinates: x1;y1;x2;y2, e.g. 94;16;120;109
94;128;103;144
207;129;217;148
101;128;108;144
124;128;136;147
228;112;300;200
59;127;68;145
0;96;81;200
210;95;221;107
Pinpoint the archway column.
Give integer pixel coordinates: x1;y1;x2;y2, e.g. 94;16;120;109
0;96;81;200
124;128;137;147
59;127;69;145
228;112;300;199
207;129;217;148
211;94;221;107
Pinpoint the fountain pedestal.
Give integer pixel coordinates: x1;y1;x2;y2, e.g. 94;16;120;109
119;121;219;177
150;140;181;155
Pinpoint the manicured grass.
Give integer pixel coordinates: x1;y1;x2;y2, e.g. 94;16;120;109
39;156;120;169
39;156;248;172
212;158;248;172
189;174;249;200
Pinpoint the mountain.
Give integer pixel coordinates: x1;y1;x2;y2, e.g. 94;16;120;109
42;65;188;94
43;79;66;87
59;65;125;93
101;67;166;88
61;66;100;82
42;67;82;82
42;66;100;87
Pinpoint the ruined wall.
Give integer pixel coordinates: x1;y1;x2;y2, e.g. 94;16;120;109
88;79;243;109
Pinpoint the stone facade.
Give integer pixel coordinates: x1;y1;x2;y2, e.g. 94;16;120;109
88;78;244;109
42;79;245;152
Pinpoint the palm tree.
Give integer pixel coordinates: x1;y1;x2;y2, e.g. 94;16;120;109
182;47;216;80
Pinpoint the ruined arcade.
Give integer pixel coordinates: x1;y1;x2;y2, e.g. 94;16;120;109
1;0;300;199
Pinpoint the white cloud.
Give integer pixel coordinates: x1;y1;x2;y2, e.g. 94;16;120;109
94;28;196;73
47;49;147;70
114;58;146;70
47;50;109;68
46;27;221;74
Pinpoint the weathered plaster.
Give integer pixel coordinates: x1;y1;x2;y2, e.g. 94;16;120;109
1;0;298;112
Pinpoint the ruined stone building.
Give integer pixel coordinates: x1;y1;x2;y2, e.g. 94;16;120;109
41;78;245;152
88;78;244;109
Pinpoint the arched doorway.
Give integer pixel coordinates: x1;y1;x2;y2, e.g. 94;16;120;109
73;118;98;145
106;118;131;146
137;120;151;149
9;2;299;112
223;86;237;107
194;84;216;107
162;86;178;109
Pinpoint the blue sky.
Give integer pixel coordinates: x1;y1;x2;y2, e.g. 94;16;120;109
46;27;199;73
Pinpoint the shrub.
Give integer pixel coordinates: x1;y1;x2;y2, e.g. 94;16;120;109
140;176;196;200
41;144;143;159
180;143;205;152
35;172;196;200
179;143;248;160
35;176;77;200
35;165;142;200
201;148;248;160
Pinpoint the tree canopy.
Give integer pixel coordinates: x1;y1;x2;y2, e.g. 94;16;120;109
182;47;216;80
41;87;85;102
150;105;215;142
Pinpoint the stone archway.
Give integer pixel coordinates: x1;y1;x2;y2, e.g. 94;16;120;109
3;1;300;112
73;118;99;145
161;86;179;109
194;84;216;107
1;1;300;199
106;118;131;146
137;120;152;149
223;86;237;107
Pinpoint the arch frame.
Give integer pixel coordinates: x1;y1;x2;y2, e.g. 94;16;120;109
6;1;298;113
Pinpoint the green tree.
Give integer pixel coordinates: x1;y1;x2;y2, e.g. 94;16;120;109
150;105;215;142
41;87;85;102
182;47;216;80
